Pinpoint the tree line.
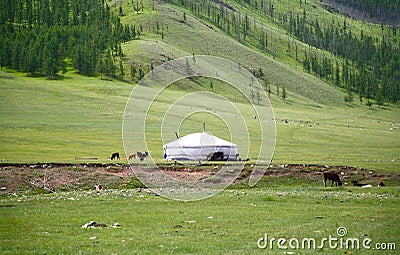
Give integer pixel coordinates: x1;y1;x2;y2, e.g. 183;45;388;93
169;0;399;105
0;0;139;79
281;7;400;105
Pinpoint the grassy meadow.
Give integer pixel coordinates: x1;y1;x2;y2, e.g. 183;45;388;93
1;0;400;254
1;186;399;254
1;69;399;171
1;1;399;166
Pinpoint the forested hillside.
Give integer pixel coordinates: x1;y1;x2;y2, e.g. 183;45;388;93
1;0;399;105
0;0;137;79
167;0;400;105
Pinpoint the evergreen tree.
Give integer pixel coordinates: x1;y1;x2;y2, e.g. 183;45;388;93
138;66;144;80
130;63;137;81
344;88;353;104
96;58;106;79
335;60;340;86
42;35;59;79
119;59;124;80
376;87;384;107
282;86;287;101
1;0;136;78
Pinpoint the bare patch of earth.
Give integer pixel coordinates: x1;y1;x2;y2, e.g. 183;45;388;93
0;163;398;194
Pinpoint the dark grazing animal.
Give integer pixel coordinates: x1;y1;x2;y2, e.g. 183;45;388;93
110;152;120;160
352;180;368;187
137;151;149;161
323;172;342;187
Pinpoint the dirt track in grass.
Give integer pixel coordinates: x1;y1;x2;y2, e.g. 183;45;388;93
0;163;398;194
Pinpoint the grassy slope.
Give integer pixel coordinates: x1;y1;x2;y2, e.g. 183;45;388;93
1;1;400;171
1;67;399;170
120;0;400;171
161;0;399;87
0;71;129;162
122;1;344;105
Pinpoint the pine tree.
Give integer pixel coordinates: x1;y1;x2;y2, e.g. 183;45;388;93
335;60;340;86
96;58;106;79
282;86;287;101
119;59;124;80
130;63;137;81
42;35;59;79
250;88;255;103
104;51;114;77
138;66;144;80
344;89;353;104
263;79;271;98
376;87;384;107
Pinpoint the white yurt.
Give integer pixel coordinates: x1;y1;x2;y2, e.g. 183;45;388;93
163;132;239;161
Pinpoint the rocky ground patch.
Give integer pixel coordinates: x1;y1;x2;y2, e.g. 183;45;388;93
0;163;398;195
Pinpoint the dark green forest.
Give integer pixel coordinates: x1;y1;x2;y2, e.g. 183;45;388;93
0;0;138;79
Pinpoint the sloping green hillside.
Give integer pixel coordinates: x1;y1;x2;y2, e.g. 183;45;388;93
120;0;344;105
0;0;399;171
1;69;399;171
201;0;399;104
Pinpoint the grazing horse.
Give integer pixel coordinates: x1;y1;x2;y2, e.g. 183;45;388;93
110;152;120;160
323;172;342;187
128;153;136;160
137;151;149;161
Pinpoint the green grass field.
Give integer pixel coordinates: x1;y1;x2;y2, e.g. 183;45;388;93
1;186;399;254
1;69;399;171
1;0;400;254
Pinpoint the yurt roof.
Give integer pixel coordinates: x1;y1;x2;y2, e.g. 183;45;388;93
164;132;236;148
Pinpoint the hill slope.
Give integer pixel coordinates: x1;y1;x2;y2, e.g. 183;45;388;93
121;0;344;105
0;0;399;172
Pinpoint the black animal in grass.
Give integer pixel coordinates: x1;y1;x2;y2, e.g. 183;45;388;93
110;152;120;160
323;172;342;187
351;180;371;187
137;151;149;161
